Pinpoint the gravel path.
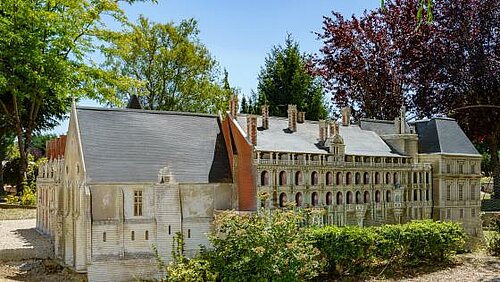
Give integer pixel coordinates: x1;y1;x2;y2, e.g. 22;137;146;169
0;219;53;261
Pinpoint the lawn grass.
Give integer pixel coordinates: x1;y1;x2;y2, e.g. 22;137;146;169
0;208;36;220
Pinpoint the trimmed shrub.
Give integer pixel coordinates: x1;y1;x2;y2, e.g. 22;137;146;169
486;214;500;256
309;220;466;274
309;225;379;274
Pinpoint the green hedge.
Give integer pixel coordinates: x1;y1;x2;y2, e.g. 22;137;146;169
309;220;466;275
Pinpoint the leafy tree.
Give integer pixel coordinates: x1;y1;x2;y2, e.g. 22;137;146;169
315;0;500;197
0;0;149;191
258;34;327;121
0;129;14;193
103;16;232;113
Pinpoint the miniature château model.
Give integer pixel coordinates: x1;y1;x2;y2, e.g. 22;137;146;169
37;96;482;281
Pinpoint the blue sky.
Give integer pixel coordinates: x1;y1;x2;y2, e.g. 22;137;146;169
52;0;379;134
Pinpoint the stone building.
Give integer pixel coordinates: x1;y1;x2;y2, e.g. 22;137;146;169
37;97;482;281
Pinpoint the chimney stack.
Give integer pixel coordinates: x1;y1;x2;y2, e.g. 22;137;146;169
341;107;351;126
297;111;306;123
261;104;269;129
229;94;238;118
328;121;337;137
399;106;406;134
287;105;297;132
247;115;258;145
319;120;327;142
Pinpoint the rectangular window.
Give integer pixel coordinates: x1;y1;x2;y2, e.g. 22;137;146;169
458;164;464;174
458;184;463;201
446;209;451;219
131;231;135;241
145;230;149;240
459;209;464;219
446;185;451;201
471;208;476;218
446;163;451;173
470;185;476;200
134;191;143;216
103;232;106;242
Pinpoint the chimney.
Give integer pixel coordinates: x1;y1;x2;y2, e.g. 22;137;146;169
297;111;306;123
328;121;336;137
341;107;351;126
229;94;238;118
247;115;258;145
261;104;269;129
400;106;406;134
319;120;327;142
287;105;297;132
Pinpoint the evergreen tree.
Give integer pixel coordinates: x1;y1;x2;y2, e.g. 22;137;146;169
240;96;248;114
257;34;327;120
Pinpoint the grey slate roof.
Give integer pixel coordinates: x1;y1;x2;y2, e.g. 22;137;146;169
237;116;402;157
359;118;411;135
76;107;232;183
413;117;479;155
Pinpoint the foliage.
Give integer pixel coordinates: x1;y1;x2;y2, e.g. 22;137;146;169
309;220;466;275
103;16;232;114
486;214;500;256
309;225;379;274
0;0;150;194
258;34;327;120
315;0;500;197
30;134;57;159
207;209;325;281
154;232;217;282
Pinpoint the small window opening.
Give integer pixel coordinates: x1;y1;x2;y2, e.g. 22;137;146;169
131;231;135;241
145;230;149;240
103;232;106;242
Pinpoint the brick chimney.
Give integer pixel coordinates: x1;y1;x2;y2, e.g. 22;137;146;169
247;115;258;145
261;104;269;129
319;120;327;142
287;105;297;132
341;107;351;126
329;121;337;137
297;111;306;123
229;94;238;118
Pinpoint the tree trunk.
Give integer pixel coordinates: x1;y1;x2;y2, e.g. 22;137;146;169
492;145;500;199
0;160;4;194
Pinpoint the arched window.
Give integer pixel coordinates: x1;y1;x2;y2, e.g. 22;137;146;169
426;172;430;183
375;190;381;203
326;172;333;185
346;191;353;204
311;192;319;206
336;172;342;185
295;192;303;207
386;191;391;202
346;172;352;185
413;189;418;201
311;171;319;185
279;171;287;185
261;171;269;186
363;172;370;184
393;173;398;184
326;192;333;205
355;172;361;185
375;172;380;184
279;193;287;207
364;191;370;203
385;172;391;184
355;191;362;204
426;189;430;201
336;192;343;205
295;171;302;185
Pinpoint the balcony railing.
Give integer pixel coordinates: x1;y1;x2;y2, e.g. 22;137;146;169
254;158;431;170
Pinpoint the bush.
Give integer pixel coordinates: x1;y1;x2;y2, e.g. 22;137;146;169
486;214;500;256
208;209;325;281
309;220;466;275
309;225;378;274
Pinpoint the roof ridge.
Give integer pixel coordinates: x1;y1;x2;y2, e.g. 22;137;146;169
359;118;394;124
76;106;218;118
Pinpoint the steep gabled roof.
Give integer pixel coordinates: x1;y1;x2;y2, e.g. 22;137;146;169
413;117;479;155
237;116;402;157
76;107;232;183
